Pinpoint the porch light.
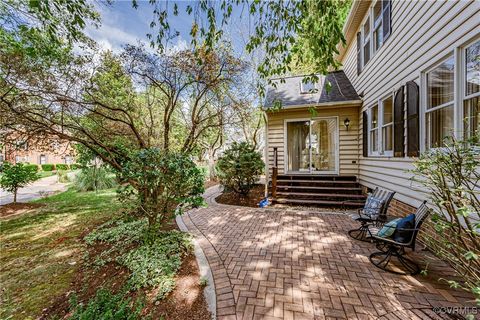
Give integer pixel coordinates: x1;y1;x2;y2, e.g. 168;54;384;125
344;118;350;131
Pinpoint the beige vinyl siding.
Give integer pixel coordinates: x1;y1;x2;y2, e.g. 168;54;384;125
341;0;480;206
266;106;360;176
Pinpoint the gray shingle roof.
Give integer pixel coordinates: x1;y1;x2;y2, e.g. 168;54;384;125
264;71;361;109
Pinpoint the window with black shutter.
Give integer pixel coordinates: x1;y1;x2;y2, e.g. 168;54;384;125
406;81;420;157
393;86;404;157
363;111;368;157
357;32;362;75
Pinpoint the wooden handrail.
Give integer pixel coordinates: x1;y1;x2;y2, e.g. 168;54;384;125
272;147;278;198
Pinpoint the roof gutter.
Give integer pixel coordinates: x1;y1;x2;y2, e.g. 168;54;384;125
264;99;363;111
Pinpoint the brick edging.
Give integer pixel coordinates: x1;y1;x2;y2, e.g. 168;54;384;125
181;208;237;319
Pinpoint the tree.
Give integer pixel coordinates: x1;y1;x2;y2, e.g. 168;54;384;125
411;134;480;301
216;142;264;196
141;0;352;90
0;162;39;203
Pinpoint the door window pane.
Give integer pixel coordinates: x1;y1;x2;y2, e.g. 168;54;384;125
466;40;480;96
311;119;336;172
464;96;480;141
427;104;454;148
427;56;454;109
287;121;310;172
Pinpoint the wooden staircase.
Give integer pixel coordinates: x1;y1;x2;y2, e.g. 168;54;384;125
271;174;366;208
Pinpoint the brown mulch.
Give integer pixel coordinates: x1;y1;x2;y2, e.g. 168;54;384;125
215;184;266;208
0;202;44;217
41;221;211;320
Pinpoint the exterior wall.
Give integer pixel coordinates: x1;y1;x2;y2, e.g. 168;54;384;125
266;105;360;176
341;0;480;207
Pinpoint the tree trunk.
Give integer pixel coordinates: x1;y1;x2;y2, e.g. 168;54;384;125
13;188;17;203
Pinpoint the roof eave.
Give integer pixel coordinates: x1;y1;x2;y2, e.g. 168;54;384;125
264;99;363;111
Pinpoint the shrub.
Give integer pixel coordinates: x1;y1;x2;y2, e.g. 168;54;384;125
70;163;81;170
216;142;264;195
41;164;55;171
119;149;205;228
0;162;39;203
411;134;480;301
74;166;117;192
24;164;39;172
56;164;69;170
69;289;143;320
57;170;70;183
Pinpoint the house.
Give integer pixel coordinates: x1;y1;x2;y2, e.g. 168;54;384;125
1;133;76;167
264;0;479;213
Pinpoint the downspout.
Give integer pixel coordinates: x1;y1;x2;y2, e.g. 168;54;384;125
263;111;269;198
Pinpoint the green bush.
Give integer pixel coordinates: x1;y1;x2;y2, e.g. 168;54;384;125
69;289;143;320
117;230;192;298
57;170;70;183
24;164;39;172
70;163;81;170
216;142;264;195
0;162;39;203
74;166;117;192
56;164;69;170
41;164;55;171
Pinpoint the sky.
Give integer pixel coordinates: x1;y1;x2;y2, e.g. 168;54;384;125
85;1;253;58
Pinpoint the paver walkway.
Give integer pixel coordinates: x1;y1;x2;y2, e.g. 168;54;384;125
180;186;475;320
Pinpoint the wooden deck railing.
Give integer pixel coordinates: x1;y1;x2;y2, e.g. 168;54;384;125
272;147;278;198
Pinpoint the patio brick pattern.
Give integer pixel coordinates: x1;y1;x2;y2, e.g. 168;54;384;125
180;188;475;320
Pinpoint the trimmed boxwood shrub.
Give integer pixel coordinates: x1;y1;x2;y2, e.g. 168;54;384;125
56;164;69;170
70;163;81;170
41;164;55;171
24;164;39;172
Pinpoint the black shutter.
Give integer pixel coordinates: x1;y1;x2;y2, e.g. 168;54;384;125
406;81;420;157
393;86;404;157
363;111;368;157
357;32;362;75
382;0;392;41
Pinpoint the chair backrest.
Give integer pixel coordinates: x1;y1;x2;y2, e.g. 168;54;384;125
368;187;396;217
409;201;430;249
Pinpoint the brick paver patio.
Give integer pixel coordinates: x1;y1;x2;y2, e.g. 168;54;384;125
180;187;475;320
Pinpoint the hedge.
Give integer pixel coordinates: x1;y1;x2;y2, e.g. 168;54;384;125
70;164;81;170
24;164;40;172
41;164;55;171
56;164;69;170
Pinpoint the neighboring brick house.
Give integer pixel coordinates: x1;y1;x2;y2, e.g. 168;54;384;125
1;133;76;166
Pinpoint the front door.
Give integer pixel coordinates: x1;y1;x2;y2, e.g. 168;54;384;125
286;117;338;174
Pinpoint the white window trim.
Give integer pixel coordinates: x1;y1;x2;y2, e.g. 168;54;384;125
360;0;386;69
368;93;395;157
373;1;383;54
420;36;480;151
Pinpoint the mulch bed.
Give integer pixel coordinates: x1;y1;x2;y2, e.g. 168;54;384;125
215;184;266;208
0;202;44;218
41;220;211;320
204;179;219;190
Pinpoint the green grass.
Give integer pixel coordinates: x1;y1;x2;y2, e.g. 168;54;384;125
37;171;56;178
0;188;122;320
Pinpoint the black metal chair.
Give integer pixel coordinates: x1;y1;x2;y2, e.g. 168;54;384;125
369;201;430;275
348;188;396;242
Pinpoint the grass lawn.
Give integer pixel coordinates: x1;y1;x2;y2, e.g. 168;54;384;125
37;170;56;178
0;188;122;320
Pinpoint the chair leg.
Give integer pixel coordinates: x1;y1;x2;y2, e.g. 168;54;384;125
348;222;374;242
369;246;420;275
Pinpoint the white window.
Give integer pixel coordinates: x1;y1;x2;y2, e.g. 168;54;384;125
369;95;394;156
359;0;391;71
39;154;47;165
64;156;72;164
369;105;379;154
382;96;393;153
425;55;455;149
463;39;480;141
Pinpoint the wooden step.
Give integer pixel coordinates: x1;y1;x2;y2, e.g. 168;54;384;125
277;185;362;192
273;198;365;207
276;192;367;199
276;175;357;182
277;179;358;184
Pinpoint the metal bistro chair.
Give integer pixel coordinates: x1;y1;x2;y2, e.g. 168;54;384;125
369;201;430;275
348;188;396;242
